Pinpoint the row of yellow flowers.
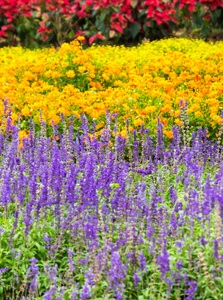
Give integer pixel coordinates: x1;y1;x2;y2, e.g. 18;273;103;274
0;36;223;140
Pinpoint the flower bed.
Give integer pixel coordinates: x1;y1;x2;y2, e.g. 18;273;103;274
0;112;223;299
1;37;223;299
0;37;223;141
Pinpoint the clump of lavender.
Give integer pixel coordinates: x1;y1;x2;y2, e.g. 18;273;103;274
0;103;222;299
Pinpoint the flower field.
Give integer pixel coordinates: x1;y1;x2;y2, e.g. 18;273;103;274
0;37;223;299
0;109;223;299
0;37;223;141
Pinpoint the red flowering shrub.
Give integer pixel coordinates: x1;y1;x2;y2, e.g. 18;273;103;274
173;0;223;37
0;0;222;48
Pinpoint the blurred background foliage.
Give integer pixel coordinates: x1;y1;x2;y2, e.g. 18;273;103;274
0;0;222;49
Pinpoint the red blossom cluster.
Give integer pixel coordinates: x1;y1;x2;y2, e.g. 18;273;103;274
37;21;53;41
144;0;177;26
196;0;223;10
0;0;35;22
0;0;222;46
173;0;223;11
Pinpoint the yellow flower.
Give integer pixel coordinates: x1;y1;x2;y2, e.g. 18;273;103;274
102;73;109;81
89;73;95;79
66;70;75;78
51;71;61;78
78;66;86;73
144;106;156;114
18;130;29;149
210;113;222;124
187;104;199;113
174;118;182;126
11;112;18;122
77;36;85;41
174;110;181;117
123;104;130;111
162;66;170;74
114;80;123;86
61;61;69;68
160;104;172;113
23;71;36;81
72;111;80;118
21;106;31;117
163;129;173;139
195;111;202;117
117;129;127;138
133;118;143;127
209;106;218;114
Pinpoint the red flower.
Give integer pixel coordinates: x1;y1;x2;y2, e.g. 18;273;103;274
156;17;163;25
37;21;52;34
188;5;195;12
111;21;124;33
204;14;210;21
2;24;12;31
179;3;185;9
89;33;106;45
42;34;48;42
75;29;85;37
0;30;7;38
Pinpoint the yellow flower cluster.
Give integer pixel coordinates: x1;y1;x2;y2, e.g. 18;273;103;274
0;37;223;139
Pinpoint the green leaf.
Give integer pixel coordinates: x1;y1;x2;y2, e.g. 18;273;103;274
130;0;138;9
100;9;108;22
95;19;105;31
161;27;169;38
24;20;31;31
129;22;141;39
201;26;210;38
33;241;45;253
92;9;98;17
138;8;146;18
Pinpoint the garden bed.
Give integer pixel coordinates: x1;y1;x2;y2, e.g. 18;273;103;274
0;36;223;299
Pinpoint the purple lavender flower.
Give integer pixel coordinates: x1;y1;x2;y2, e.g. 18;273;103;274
71;286;79;300
165;277;173;298
28;258;39;295
156;240;170;279
138;251;147;272
43;264;58;300
0;266;9;274
185;281;197;300
68;248;76;272
175;259;183;270
80;283;91;300
56;287;65;300
108;251;126;298
133;273;140;289
200;235;207;247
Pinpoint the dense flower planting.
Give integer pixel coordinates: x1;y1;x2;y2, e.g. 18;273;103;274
0;38;223;141
0;0;222;47
0;106;223;299
1;35;223;299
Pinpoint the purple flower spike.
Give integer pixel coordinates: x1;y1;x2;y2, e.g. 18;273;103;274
156;240;170;279
185;281;197;300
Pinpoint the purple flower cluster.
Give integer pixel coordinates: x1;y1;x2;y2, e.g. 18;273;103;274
0;104;223;299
